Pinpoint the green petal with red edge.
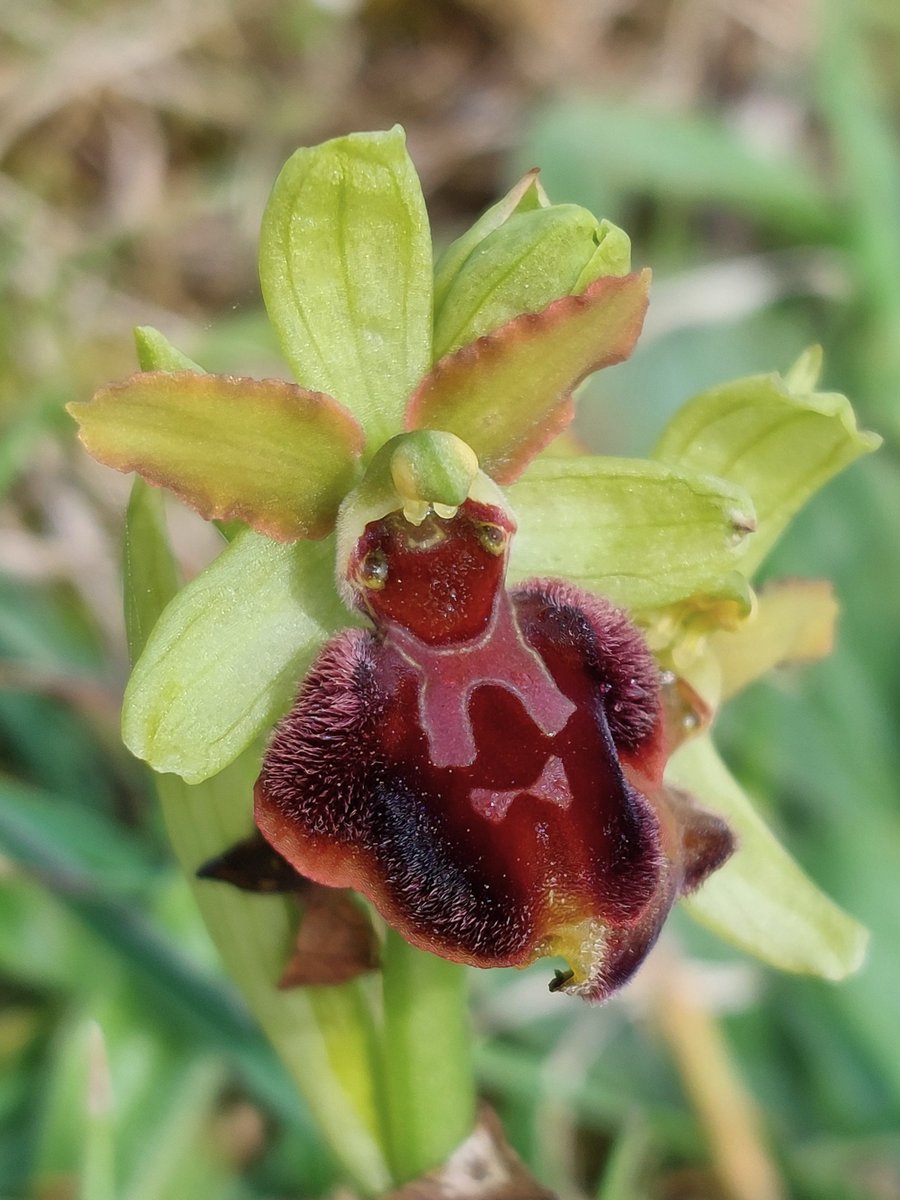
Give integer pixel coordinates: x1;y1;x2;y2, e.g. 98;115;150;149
122;529;354;784
653;346;881;577
68;371;364;541
407;270;650;483
669;735;868;979
259;127;432;451
505;455;756;615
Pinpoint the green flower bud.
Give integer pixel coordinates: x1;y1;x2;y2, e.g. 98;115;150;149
433;171;632;360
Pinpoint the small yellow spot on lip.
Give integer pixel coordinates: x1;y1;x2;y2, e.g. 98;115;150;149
358;549;388;589
476;521;507;555
400;499;459;526
400;499;431;526
534;915;606;987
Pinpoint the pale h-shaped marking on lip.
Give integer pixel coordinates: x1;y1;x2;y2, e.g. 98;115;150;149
470;754;571;823
387;591;576;770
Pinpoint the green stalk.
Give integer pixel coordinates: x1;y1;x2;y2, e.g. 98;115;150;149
81;1023;116;1200
381;929;476;1181
155;768;391;1193
124;480;392;1194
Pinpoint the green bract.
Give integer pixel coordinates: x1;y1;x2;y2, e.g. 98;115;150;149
71;127;879;984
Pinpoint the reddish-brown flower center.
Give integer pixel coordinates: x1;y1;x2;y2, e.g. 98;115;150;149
347;502;513;646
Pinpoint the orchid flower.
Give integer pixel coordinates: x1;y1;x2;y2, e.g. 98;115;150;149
69;128;876;1009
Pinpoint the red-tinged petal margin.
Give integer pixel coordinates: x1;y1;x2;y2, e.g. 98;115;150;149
406;270;650;484
256;499;732;1001
68;371;364;541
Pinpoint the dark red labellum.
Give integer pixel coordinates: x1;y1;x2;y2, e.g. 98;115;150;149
255;499;732;1000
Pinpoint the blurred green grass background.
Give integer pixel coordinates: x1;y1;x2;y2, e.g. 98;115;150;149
1;1;898;1197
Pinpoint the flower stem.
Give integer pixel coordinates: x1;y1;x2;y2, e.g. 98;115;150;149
157;767;392;1194
649;945;784;1200
381;929;476;1182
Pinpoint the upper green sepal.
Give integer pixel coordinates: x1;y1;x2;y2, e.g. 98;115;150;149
68;372;364;541
259;126;433;451
654;347;881;576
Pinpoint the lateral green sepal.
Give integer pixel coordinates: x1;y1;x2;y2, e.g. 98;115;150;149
134;326;204;374
671;736;868;980
506;455;756;615
122;530;351;783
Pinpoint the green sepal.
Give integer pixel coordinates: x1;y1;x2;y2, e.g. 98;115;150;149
670;736;868;980
122;529;351;784
69;372;364;541
259;126;432;451
135;326;204;374
433;200;631;360
408;270;650;484
505;455;756;615
654;347;882;576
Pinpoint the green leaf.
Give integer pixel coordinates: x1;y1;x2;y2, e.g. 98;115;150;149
0;775;283;1108
0;773;157;891
69;372;364;541
670;736;868;980
817;1;900;422
124;480;181;663
122;529;349;783
433;201;631;360
409;271;650;483
654;350;881;575
259;126;432;450
135;326;204;373
505;455;756;614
